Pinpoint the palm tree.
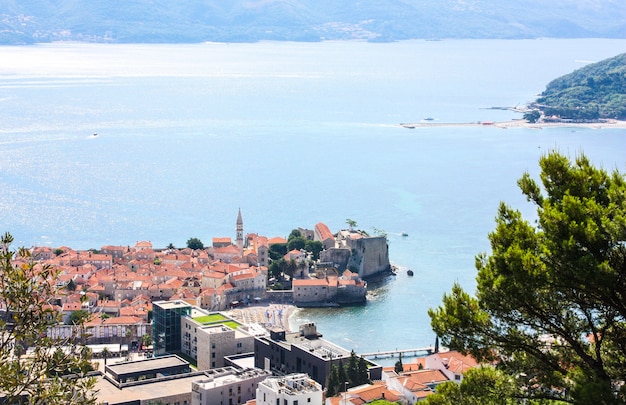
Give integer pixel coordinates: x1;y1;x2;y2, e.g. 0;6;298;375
101;347;111;367
125;329;133;360
141;333;152;351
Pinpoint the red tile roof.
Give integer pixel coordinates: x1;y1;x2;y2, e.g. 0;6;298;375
315;222;334;241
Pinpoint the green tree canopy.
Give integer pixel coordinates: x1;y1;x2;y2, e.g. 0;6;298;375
287;236;306;251
534;53;626;120
422;366;520;405
304;240;323;260
67;309;90;326
268;243;288;261
288;229;302;241
0;232;96;404
523;110;541;123
428;151;626;404
186;237;204;250
142;333;152;350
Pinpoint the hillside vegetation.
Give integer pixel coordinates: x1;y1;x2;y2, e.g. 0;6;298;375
1;0;625;45
533;53;626;120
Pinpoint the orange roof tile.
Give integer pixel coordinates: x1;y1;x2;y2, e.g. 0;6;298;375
405;369;448;385
293;278;328;287
315;222;334;241
267;236;287;245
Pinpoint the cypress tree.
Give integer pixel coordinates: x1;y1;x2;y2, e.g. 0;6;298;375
337;359;349;390
347;350;359;386
394;352;403;373
326;364;339;397
358;356;370;384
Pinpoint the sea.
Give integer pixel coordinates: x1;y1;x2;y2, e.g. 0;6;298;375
1;38;625;364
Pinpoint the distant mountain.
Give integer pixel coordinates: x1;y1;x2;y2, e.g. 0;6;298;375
533;53;626;120
1;0;625;44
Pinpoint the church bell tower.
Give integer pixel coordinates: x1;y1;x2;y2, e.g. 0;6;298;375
236;208;244;249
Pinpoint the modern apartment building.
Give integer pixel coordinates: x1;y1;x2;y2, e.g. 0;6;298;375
153;300;256;370
153;300;192;357
191;366;271;405
181;311;255;370
256;373;323;405
254;323;382;388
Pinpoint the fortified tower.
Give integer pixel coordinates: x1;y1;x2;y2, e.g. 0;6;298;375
236;208;244;249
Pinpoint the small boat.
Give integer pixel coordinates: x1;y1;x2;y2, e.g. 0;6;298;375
407;269;414;276
423;117;434;121
401;232;408;237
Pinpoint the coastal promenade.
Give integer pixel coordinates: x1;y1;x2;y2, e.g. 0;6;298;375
400;119;626;130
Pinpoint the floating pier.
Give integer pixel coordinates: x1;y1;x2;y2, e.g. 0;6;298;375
360;347;435;359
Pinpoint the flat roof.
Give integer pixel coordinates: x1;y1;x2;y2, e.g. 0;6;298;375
154;300;191;310
193;313;228;323
95;372;200;404
106;355;189;375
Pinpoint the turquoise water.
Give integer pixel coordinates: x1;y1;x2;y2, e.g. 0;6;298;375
1;39;625;359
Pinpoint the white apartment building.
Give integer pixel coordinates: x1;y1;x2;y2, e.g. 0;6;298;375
256;373;323;405
181;308;255;370
191;367;271;405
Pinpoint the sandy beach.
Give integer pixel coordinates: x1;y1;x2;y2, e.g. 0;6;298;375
400;119;626;130
224;303;298;332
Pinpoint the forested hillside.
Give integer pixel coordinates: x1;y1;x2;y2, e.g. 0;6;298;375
533;53;626;120
1;0;625;45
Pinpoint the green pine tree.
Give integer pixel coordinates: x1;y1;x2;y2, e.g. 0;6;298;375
358;356;370;385
394;352;403;373
326;364;339;397
347;350;359;386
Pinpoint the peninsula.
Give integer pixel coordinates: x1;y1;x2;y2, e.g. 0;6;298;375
402;52;626;130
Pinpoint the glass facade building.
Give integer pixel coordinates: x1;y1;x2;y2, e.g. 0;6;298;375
152;300;191;357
